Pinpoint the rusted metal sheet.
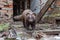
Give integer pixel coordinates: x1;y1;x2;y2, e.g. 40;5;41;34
37;0;55;23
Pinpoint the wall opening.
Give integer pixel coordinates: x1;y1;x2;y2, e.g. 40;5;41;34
13;0;30;21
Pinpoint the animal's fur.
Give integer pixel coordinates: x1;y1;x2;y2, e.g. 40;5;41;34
14;9;36;30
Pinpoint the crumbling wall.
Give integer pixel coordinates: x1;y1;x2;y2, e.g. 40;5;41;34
0;0;13;19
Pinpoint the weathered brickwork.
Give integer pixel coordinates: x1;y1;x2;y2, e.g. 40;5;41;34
0;0;13;18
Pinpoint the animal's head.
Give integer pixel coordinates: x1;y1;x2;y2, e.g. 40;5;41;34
26;12;36;22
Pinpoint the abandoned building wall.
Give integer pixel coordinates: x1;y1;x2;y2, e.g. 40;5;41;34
30;0;48;14
0;0;13;18
42;0;60;24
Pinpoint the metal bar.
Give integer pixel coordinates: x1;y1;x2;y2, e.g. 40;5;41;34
37;0;55;23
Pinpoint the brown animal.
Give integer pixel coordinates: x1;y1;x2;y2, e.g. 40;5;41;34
14;9;36;30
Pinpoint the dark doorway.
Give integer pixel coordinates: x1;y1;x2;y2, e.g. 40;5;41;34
13;0;24;16
13;0;30;16
13;0;30;21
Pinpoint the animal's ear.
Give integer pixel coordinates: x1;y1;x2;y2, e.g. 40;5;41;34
26;13;29;15
33;13;36;16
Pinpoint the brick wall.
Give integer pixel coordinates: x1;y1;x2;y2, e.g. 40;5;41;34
0;0;13;18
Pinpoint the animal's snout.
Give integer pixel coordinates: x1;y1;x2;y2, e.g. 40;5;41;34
26;14;36;22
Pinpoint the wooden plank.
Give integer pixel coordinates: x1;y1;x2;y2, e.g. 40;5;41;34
43;29;60;35
37;0;55;23
30;30;60;35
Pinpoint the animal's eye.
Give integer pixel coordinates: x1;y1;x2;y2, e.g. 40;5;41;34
26;13;29;15
33;13;36;16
